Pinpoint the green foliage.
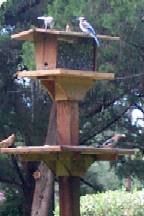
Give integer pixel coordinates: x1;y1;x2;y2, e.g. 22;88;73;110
81;162;122;195
47;0;86;28
22;41;35;70
0;187;23;216
55;190;144;216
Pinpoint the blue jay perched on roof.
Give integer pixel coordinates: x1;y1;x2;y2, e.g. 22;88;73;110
37;16;54;29
78;17;100;47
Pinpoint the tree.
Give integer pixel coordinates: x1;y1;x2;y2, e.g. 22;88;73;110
0;0;144;215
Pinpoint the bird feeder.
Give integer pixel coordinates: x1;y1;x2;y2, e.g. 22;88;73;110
0;28;135;216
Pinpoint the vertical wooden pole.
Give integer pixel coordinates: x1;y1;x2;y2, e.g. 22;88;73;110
56;101;80;216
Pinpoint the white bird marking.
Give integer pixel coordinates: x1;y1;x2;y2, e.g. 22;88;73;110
37;16;54;29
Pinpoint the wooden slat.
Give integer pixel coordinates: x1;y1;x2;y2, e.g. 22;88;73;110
17;69;114;80
11;28;120;42
0;145;135;155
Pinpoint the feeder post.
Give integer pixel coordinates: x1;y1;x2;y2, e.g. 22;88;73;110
57;101;80;216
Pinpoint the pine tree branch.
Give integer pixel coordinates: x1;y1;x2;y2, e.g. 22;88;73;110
80;104;132;145
11;155;27;189
80;177;101;192
0;175;21;187
116;72;144;81
83;92;126;118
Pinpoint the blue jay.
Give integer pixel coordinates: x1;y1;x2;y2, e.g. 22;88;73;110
102;134;126;148
37;16;54;29
78;17;100;47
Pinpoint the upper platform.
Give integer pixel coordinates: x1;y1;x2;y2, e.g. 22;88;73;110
17;69;114;101
12;28;120;42
12;28;120;71
13;29;115;101
17;68;114;80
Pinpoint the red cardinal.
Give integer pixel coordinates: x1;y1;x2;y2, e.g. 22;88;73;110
102;134;126;148
0;134;15;148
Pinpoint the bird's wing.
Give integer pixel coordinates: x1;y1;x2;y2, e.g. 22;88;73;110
102;138;113;146
82;20;96;35
0;134;15;148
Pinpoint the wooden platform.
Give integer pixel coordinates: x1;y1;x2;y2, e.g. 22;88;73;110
12;28;120;42
17;69;114;101
17;69;114;80
0;146;135;176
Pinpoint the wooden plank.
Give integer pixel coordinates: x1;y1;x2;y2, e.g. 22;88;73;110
34;33;58;69
0;145;135;155
11;28;120;41
56;101;79;146
60;146;135;155
95;154;117;161
17;69;114;80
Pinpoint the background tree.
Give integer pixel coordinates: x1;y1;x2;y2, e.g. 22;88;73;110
0;0;144;215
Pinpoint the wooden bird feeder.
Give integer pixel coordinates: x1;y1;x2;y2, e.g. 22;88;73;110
0;28;135;216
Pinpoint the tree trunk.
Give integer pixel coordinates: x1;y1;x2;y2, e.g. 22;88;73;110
125;176;132;192
31;163;54;216
31;103;56;216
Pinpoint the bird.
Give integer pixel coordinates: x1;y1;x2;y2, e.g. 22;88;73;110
102;133;126;148
0;134;16;148
78;17;100;47
65;21;73;32
17;63;28;71
37;16;54;29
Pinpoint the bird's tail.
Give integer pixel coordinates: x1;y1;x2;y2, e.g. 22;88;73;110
94;36;100;47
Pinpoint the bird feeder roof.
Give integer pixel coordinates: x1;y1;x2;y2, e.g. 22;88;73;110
11;28;120;42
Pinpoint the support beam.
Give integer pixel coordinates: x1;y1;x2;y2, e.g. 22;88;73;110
59;177;80;216
56;100;80;216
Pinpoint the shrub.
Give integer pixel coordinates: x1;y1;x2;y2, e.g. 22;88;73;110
54;190;144;216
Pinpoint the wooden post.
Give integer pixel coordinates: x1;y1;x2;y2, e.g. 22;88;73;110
59;177;80;216
56;101;80;216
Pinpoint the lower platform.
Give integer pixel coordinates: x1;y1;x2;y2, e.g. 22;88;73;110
0;146;135;176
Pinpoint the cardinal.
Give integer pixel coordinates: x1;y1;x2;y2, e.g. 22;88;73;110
0;134;16;148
